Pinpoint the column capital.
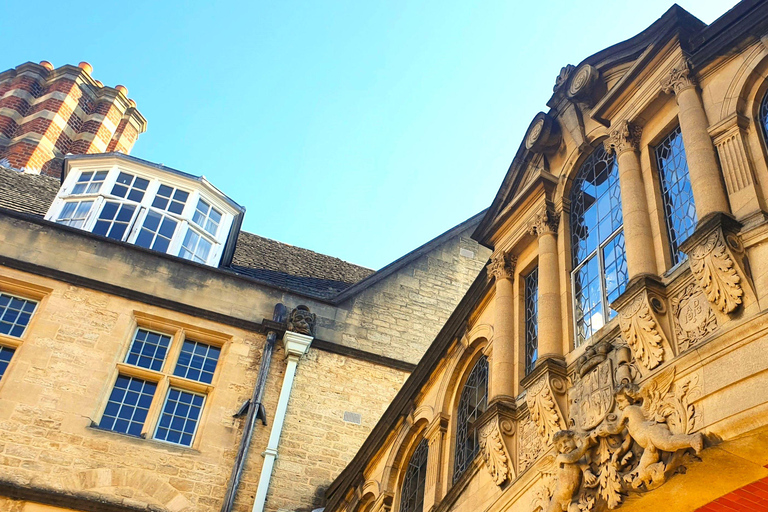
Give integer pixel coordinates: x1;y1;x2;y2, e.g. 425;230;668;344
487;251;516;282
529;209;560;236
604;120;642;155
660;58;697;95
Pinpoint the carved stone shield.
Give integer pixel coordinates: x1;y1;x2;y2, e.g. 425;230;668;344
569;358;614;430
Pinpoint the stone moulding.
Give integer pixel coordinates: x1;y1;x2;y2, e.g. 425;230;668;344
680;213;748;316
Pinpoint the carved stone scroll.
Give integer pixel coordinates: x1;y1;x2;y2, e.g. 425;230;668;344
687;229;743;314
671;283;717;351
478;416;513;485
660;58;696;95
526;375;566;445
618;292;666;371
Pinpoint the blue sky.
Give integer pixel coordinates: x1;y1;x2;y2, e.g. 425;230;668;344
2;0;738;269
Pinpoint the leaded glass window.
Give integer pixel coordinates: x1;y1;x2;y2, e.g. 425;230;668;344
525;268;539;374
400;438;429;512
453;355;488;482
570;145;628;346
655;125;696;265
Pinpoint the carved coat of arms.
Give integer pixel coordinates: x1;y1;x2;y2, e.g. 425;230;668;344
569;359;614;431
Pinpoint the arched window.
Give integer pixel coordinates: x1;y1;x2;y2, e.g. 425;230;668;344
760;88;768;142
655;125;695;265
400;438;429;512
453;355;488;483
570;145;628;346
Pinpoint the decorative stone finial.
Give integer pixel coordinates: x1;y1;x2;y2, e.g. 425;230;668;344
604;120;642;155
78;61;93;74
487;252;516;282
39;61;53;71
115;85;129;95
660;58;696;95
287;305;316;336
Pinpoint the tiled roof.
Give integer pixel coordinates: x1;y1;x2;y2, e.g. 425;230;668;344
0;166;60;216
0;165;373;298
229;232;375;298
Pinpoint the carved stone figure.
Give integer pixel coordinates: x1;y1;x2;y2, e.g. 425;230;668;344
594;379;703;490
545;431;598;512
287;305;316;336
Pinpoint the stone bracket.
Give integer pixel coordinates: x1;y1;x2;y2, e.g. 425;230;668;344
680;213;753;317
612;275;670;372
475;399;516;486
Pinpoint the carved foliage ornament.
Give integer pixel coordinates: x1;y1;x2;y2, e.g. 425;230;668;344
660;58;696;95
618;294;665;371
554;64;576;92
526;376;566;445
287;305;316;336
604;121;642;156
530;209;559;236
671;283;717;351
478;417;514;485
687;230;743;314
487;252;516;282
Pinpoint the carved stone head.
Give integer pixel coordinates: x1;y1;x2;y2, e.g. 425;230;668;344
552;429;577;453
614;382;640;409
287;305;316;336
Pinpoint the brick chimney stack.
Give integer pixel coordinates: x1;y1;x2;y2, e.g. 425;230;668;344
0;61;147;178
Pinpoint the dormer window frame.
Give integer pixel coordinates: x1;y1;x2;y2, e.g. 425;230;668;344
46;162;239;267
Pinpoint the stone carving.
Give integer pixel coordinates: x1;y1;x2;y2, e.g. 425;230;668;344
287;305;316;336
688;229;743;314
618;294;665;371
527;376;567;445
530;209;560;236
569;359;614;431
478;416;514;485
660;58;696;95
604;121;642;155
554;64;576;92
487;251;516;282
519;416;546;473
525;112;561;152
533;356;703;512
671;283;717;351
567;64;600;103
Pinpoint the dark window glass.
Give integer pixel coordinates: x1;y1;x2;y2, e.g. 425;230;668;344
570;145;627;346
453;355;488;483
655;125;696;265
173;340;220;384
72;170;108;194
98;375;156;437
525;267;539;374
125;328;172;371
152;185;188;215
400;438;429;512
0;293;37;338
92;201;137;241
154;388;205;446
135;210;177;253
111;172;149;202
0;345;15;380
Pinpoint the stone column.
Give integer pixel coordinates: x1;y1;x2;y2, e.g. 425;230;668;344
661;58;730;218
530;210;563;362
422;415;448;512
605;121;657;278
487;251;516;401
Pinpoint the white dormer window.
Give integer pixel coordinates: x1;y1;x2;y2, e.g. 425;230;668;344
46;158;242;268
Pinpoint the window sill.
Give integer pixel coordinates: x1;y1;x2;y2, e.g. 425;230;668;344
86;423;201;454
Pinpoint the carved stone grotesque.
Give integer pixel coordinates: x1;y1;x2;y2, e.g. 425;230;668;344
287;305;316;336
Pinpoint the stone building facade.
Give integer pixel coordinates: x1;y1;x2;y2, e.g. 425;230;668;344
0;62;490;511
325;3;768;512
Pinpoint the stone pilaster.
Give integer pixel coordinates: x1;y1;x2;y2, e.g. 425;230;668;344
529;209;564;364
423;415;448;512
661;58;730;219
487;251;517;401
604;120;657;278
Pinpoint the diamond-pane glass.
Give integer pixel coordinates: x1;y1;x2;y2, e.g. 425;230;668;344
173;340;220;384
525;268;539;374
401;438;429;512
655;125;696;265
98;375;156;437
570;145;626;346
0;293;37;338
154;388;205;447
0;346;15;380
454;355;488;483
125;328;172;371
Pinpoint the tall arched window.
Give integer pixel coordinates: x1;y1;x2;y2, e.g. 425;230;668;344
453;355;488;483
570;145;628;346
760;88;768;142
400;438;429;512
655;125;695;265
